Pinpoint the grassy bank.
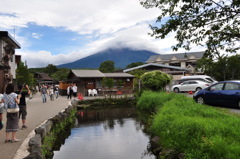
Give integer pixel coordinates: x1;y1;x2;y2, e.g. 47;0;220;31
137;91;240;159
41;108;77;158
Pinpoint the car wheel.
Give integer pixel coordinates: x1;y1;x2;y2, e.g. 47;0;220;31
196;87;202;92
173;87;180;93
238;100;240;109
196;96;205;105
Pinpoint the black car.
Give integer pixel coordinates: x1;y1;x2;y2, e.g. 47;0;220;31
193;81;240;108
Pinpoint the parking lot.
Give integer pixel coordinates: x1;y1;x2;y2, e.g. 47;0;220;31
182;92;240;114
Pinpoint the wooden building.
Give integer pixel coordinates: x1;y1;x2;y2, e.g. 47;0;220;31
59;70;135;96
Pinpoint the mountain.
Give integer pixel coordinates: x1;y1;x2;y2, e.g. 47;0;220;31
57;48;158;69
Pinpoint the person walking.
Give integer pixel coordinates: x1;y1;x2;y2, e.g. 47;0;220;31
54;85;59;99
48;86;54;101
72;83;78;99
67;84;73;100
15;84;31;129
1;83;21;143
0;93;4;131
40;84;48;103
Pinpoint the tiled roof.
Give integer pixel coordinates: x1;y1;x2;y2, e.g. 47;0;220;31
146;51;204;62
71;70;105;78
104;73;134;78
123;63;190;72
71;70;134;78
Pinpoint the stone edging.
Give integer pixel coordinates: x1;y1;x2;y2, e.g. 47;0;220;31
23;103;76;159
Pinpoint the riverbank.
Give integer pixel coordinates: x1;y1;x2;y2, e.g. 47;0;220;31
137;91;240;158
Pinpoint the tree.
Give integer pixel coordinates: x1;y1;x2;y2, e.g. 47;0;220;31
140;0;240;57
16;62;36;86
195;54;240;81
126;62;144;69
99;60;115;73
140;71;172;91
45;64;58;76
51;68;70;81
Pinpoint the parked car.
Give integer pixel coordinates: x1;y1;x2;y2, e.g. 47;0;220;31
193;80;240;108
171;80;210;93
177;75;217;84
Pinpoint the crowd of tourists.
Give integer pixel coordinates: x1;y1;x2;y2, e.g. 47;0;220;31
0;83;30;143
0;83;78;143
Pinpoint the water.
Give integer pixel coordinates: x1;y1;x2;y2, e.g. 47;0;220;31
53;107;155;159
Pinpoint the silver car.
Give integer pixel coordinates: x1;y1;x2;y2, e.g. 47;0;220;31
171;80;211;93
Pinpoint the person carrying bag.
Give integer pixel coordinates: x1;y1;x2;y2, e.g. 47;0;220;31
1;84;21;143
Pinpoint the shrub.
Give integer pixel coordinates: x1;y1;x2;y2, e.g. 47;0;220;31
140;71;172;91
136;91;176;111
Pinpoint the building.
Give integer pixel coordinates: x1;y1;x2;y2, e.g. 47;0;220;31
123;63;190;80
59;70;135;96
146;51;204;73
34;72;56;86
0;31;21;93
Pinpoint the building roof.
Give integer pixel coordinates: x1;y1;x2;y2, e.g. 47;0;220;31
123;63;190;73
71;70;105;78
35;72;53;81
71;70;134;78
146;51;204;63
104;73;134;78
0;31;21;49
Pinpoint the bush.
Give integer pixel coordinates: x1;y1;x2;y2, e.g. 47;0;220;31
140;71;172;91
136;91;176;111
138;92;240;158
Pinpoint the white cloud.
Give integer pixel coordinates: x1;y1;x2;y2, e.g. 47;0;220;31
31;33;43;39
1;0;206;68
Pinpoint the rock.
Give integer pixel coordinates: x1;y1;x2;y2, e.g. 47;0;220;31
29;134;42;149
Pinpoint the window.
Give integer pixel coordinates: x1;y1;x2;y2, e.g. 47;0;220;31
96;80;102;88
189;81;197;84
182;81;190;85
224;83;240;90
210;83;224;91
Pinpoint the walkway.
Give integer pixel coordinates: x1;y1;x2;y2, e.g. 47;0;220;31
0;93;72;159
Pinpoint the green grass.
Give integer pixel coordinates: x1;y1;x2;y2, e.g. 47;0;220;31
138;91;240;159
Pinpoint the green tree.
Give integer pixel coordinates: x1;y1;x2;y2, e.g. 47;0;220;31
128;69;147;92
140;0;240;57
16;62;36;86
126;62;144;69
196;54;240;81
99;60;115;73
228;55;240;80
51;68;70;81
140;71;172;91
45;64;58;76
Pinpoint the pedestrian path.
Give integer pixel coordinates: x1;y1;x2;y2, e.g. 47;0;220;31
0;93;71;159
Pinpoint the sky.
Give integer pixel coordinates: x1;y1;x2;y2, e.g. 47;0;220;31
0;0;204;68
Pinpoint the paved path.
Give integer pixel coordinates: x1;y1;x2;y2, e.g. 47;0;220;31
0;93;71;159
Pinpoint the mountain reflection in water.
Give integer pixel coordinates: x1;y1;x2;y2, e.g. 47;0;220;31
53;107;156;159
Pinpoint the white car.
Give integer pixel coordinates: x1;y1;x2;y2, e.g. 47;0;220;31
171;80;211;93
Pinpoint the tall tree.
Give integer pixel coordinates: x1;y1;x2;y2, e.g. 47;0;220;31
99;60;115;73
140;0;240;57
16;62;35;86
45;64;58;76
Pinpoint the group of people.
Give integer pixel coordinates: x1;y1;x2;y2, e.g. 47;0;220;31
67;83;78;100
39;84;59;103
0;83;78;143
0;83;31;143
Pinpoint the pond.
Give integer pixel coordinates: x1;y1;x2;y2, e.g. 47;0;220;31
53;107;156;159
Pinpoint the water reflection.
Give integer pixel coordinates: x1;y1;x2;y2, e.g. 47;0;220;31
53;107;156;159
